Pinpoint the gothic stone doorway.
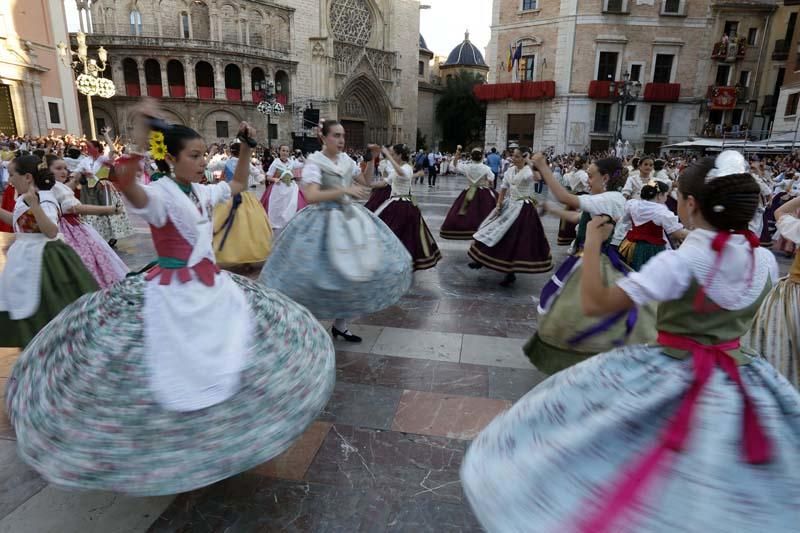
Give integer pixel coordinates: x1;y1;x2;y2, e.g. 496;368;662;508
338;74;390;148
340;120;365;151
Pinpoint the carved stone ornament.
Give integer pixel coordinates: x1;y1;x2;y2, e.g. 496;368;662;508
329;0;373;46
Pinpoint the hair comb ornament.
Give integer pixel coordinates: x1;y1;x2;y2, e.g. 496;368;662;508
706;150;748;182
37;160;48;171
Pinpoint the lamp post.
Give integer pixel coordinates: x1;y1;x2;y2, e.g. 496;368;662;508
256;77;284;153
610;70;642;147
57;32;115;140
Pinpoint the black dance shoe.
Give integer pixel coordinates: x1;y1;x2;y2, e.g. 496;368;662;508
499;273;517;287
332;326;363;343
108;238;117;249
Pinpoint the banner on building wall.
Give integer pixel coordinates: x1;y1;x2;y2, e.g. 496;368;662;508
709;87;737;110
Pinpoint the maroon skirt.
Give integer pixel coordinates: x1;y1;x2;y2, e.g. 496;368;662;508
557;216;577;246
439;187;496;240
378;198;441;271
468;202;553;274
365;186;392;212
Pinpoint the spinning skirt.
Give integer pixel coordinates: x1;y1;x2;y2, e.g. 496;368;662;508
5;274;335;496
0;240;98;347
364;186;391;212
462;347;800;533
439;187;496;240
525;253;657;374
260;183;308;218
744;277;800;387
618;239;666;271
213;192;273;267
0;186;14;233
59;215;128;288
377;198;441;271
82;184;134;242
468;203;553;274
261;202;412;319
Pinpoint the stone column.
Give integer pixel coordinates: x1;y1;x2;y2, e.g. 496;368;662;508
137;58;147;98
244;19;250;45
214;60;225;100
242;65;252;102
184;58;197;98
160;62;170;97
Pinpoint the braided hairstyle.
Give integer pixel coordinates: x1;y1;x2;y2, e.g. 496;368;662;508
470;148;483;162
12;154;56;190
595;157;624;192
392;143;411;162
640;180;669;201
677;156;759;231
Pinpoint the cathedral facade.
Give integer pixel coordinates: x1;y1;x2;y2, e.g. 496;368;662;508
77;0;420;148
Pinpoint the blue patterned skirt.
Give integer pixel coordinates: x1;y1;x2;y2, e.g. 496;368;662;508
261;202;413;319
461;347;800;532
5;274;335;496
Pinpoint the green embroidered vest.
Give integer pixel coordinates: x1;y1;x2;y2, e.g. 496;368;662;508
657;278;771;364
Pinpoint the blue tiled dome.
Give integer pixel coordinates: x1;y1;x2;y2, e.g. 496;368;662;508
419;34;430;51
444;31;486;67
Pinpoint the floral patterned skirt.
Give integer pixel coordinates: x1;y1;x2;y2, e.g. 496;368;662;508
59;215;128;288
5;274;335;495
82;185;134;242
462;347;800;533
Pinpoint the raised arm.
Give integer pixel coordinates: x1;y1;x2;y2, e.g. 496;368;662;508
531;153;581;209
228;123;255;197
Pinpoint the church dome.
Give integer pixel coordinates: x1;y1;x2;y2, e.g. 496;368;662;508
444;31;486;67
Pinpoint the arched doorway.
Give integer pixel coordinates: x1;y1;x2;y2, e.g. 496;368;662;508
123;58;140;96
144;59;162;97
195;61;214;100
167;60;185;97
338;75;390;149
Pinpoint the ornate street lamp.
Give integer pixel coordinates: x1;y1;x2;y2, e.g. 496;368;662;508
256;77;284;151
57;32;115;140
610;70;642;145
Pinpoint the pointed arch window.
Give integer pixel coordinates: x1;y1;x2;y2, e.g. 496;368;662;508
129;10;142;35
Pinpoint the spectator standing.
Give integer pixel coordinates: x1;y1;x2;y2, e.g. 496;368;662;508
486;148;503;189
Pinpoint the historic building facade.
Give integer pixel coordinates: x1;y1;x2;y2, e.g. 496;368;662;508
0;0;81;136
77;0;420;147
479;0;777;154
768;1;800;137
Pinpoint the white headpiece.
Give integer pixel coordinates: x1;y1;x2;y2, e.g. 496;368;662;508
705;150;748;182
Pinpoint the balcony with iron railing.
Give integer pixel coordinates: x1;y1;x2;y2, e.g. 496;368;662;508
711;38;746;62
773;39;790;61
77;25;291;60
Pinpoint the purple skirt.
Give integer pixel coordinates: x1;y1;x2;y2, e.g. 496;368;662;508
440;187;497;240
378;198;441;271
468;203;553;274
365;186;392;212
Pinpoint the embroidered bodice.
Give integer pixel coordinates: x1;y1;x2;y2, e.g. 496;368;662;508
12;192;60;233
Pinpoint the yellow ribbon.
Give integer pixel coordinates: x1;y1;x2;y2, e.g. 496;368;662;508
458;184;479;215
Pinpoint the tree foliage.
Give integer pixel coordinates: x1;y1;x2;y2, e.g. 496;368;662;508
435;71;486;152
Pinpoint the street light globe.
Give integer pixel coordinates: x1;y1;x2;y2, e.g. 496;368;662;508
76;73;99;96
96;78;116;98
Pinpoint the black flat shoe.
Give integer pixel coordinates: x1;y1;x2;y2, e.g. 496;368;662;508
332;326;362;343
499;273;516;287
468;261;483;270
108;238;117;249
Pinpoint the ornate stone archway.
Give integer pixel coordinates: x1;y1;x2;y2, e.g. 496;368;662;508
337;74;390;148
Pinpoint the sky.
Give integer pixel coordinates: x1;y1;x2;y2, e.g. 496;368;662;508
62;0;492;57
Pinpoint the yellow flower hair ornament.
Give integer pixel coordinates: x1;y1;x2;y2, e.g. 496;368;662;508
149;131;167;161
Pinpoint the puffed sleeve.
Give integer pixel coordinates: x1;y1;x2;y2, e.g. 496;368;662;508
301;161;322;186
579;192;625;221
616;250;693;306
655;205;683;234
52;182;81;213
204;180;232;207
777;213;800;244
124;184;170;227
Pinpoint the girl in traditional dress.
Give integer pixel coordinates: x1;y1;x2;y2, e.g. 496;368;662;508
372;144;441;271
47;155;129;288
0;155;98;347
211;141;273;268
260;120;413;343
78;137;134;247
260;144;307;237
557;156;589;246
618;180;687;271
439;146;497;240
621;156;654;200
745;192;800;387
468;148;553;287
461;151;799;533
5;117;335;495
526;155;656;374
364;145;392;212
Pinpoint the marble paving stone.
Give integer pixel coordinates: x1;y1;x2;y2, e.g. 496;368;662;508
487;366;549;402
305;424;467;503
460;334;533;369
0;378;13;441
336;352;489;397
319;381;403;431
332;325;384;355
149;477;393;533
0;440;46;521
0;486;172;533
391;390;511;441
250;421;332;481
385;492;482;532
371;327;462;363
0;350;19;379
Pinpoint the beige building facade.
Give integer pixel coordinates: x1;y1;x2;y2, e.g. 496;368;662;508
0;0;82;136
481;0;777;154
79;0;420;147
769;1;800;137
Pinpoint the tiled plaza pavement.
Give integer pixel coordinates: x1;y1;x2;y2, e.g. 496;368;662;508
0;177;792;532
